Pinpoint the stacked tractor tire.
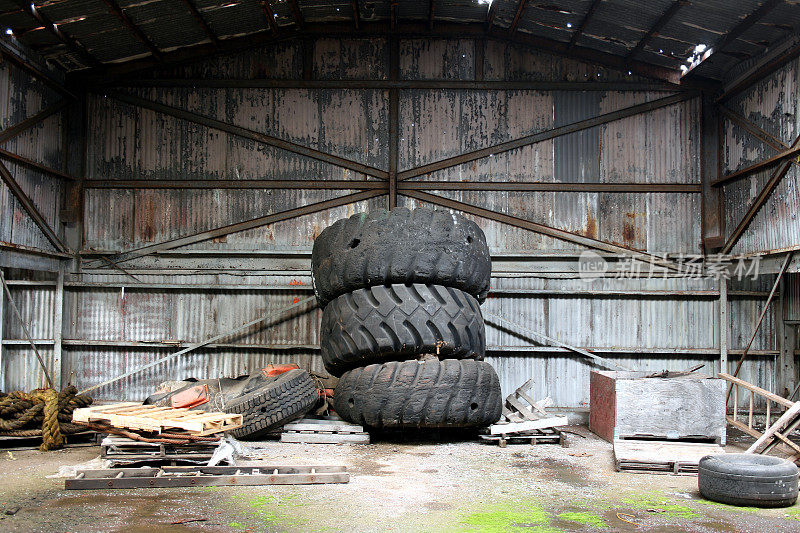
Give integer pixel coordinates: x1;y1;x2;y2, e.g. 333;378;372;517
311;208;503;430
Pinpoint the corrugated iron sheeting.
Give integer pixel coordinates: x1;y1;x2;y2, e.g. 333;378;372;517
0;61;64;252
722;56;800;255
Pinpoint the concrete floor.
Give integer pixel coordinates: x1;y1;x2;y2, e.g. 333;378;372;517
0;427;799;532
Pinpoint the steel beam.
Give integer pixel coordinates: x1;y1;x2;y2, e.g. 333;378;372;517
0;31;74;99
509;0;529;35
288;0;304;27
719;36;800;103
712;142;800;187
719;277;728;376
100;0;163;61
388;37;399;209
0;99;69;145
428;0;435;31
83;179;385;190
701;94;724;250
626;0;688;61
398;180;701;193
52;266;63;389
15;1;101;67
352;0;360;30
78;295;318;395
685;0;783;78
261;1;280;33
401;189;681;272
0;148;78;181
0;159;69;253
106;90;389;179
179;0;219;47
720;133;800;254
87;189;384;267
113;78;686;91
567;0;602;50
398;92;696;180
720;106;800;170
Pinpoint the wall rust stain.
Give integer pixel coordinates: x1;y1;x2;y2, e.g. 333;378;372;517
583;210;597;239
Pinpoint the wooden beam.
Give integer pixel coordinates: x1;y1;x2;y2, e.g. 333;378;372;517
100;0;163;61
88;190;384;267
398;91;696;180
567;0;602;50
0;99;69;144
0;159;69;253
401;189;682;272
626;0;688;60
16;1;101;68
179;0;219;47
509;0;529;35
105;90;389;179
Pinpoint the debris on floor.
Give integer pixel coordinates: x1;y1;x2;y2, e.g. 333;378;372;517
481;378;568;447
280;417;370;444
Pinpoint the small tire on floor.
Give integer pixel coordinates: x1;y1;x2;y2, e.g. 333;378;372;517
320;283;486;377
333;359;502;429
698;453;799;508
311;208;491;307
223;369;319;439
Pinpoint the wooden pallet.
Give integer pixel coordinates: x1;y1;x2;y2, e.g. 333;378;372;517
613;439;726;475
101;436;220;465
73;403;242;436
281;418;370;444
481;428;564;447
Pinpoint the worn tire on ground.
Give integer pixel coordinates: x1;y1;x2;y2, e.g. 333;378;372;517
311;208;491;307
698;454;799;507
333;359;502;429
223;369;318;439
320;284;486;376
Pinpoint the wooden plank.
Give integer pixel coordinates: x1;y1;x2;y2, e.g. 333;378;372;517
283;422;365;433
281;432;370;444
491;417;569;435
746;400;800;454
613;439;725;474
505;396;538;421
718;373;794;408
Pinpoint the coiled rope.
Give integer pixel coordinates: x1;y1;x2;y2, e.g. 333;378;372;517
0;386;92;450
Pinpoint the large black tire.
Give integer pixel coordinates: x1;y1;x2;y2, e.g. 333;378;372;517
333;359;502;429
311;208;491;307
698;454;799;508
223;369;318;439
320;284;486;377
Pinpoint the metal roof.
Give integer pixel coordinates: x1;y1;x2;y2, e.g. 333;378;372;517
0;1;798;82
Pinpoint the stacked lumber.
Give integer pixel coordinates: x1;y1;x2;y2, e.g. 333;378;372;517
72;403;242;437
281;418;370;444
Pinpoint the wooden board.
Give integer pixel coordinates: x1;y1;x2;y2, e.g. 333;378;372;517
613;439;725;475
490;417;569;435
73;403;242;436
283;420;365;434
281;432;370;444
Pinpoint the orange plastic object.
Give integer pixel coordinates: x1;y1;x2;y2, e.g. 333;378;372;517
169;384;209;409
261;363;300;377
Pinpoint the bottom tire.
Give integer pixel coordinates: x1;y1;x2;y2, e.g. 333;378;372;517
224;369;318;439
333;359;502;429
698;454;799;508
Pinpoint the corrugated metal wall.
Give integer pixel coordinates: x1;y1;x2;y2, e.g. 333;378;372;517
0;58;66;391
722;56;800;256
1;37;781;406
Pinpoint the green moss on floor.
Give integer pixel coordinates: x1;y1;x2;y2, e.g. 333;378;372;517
556;511;606;528
620;494;700;519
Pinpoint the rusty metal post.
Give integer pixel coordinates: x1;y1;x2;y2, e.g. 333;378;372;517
701;93;723;251
388;36;399;209
719;276;728;376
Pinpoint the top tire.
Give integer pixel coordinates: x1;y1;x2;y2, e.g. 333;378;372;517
312;208;491;308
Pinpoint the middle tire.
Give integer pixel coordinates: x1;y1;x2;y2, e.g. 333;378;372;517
320;283;486;377
333;359;503;429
